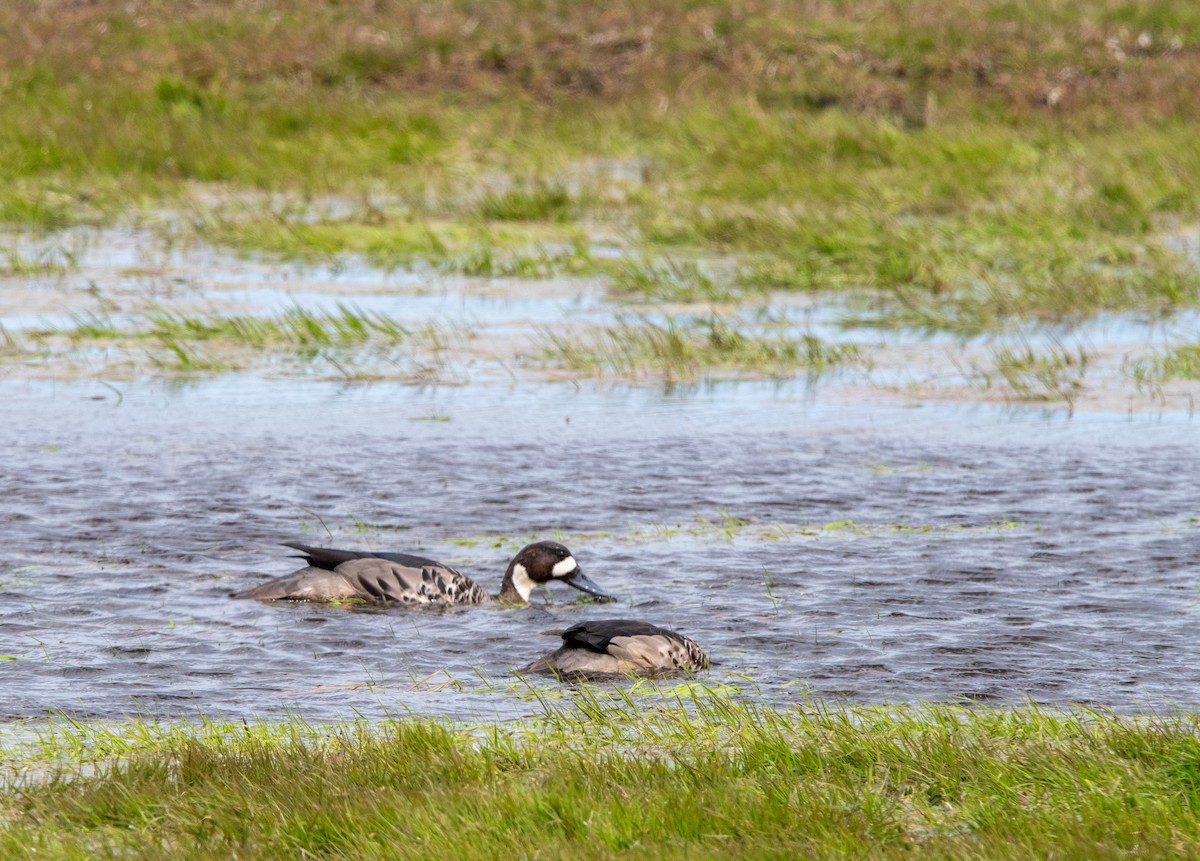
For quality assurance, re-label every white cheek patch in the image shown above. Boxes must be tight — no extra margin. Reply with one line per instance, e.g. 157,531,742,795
511,562,535,601
551,557,578,578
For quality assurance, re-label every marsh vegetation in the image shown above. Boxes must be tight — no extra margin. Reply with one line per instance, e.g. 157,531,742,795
3,1,1200,359
5,694,1200,858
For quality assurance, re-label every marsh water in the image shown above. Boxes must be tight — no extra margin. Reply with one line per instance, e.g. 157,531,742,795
2,231,1200,724
2,377,1198,722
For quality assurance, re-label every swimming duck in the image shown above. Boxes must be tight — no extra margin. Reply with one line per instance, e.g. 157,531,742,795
520,619,708,678
232,540,615,606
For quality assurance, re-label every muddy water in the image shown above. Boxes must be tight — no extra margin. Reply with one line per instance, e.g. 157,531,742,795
2,377,1198,722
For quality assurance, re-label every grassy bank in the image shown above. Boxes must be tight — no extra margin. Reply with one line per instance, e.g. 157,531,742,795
3,694,1200,858
4,1,1200,334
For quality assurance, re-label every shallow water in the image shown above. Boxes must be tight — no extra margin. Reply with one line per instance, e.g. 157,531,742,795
2,376,1198,722
9,227,1200,411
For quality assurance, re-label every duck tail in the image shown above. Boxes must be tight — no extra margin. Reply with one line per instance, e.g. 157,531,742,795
517,656,554,675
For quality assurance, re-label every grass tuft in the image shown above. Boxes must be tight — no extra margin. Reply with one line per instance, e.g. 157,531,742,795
545,315,863,381
1129,343,1200,390
608,256,736,303
478,184,576,223
988,340,1090,403
13,305,438,378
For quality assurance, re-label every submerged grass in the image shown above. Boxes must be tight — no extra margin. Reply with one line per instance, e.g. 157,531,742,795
4,695,1200,858
1129,343,1200,388
545,315,863,381
4,305,451,379
0,246,78,277
608,256,736,303
988,340,1091,404
185,202,599,274
356,510,1021,559
142,305,409,349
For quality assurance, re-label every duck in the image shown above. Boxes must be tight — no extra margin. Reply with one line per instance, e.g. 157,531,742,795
232,540,615,606
520,619,708,678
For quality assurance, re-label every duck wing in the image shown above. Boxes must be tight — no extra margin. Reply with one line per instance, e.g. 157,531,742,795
334,558,490,606
560,619,676,652
524,619,709,675
281,542,444,572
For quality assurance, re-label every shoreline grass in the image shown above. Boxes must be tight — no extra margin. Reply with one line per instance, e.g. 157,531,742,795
4,694,1200,858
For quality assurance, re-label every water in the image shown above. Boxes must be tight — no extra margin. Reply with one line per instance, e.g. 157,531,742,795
3,227,1199,722
2,377,1198,722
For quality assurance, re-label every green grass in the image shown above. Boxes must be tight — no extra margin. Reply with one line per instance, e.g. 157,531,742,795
3,1,1200,333
3,302,871,383
182,201,602,276
477,184,577,223
141,305,410,349
4,695,1200,858
347,511,1022,557
31,304,414,352
441,239,596,279
544,315,864,381
989,340,1090,404
0,324,21,356
1129,343,1200,390
0,246,78,277
2,305,448,379
608,256,737,303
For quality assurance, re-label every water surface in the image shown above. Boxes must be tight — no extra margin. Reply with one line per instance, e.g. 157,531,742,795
2,378,1197,722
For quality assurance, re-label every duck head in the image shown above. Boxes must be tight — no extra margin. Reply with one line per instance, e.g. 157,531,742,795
498,541,615,605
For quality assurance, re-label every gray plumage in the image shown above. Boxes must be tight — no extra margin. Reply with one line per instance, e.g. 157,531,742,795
232,540,614,606
233,558,488,605
521,619,708,678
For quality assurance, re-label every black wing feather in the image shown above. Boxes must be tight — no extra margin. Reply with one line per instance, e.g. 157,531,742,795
282,542,444,572
560,620,674,653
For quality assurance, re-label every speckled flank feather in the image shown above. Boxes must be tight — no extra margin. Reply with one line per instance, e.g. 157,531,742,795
522,619,708,678
235,558,488,605
606,633,707,672
336,558,490,606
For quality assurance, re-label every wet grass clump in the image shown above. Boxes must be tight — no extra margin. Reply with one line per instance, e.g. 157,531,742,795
6,305,441,378
187,204,598,275
4,696,1200,858
187,211,467,268
988,341,1091,404
0,323,22,358
0,246,78,277
545,315,862,381
477,184,577,223
143,305,409,349
608,257,736,303
1130,343,1200,387
34,305,412,353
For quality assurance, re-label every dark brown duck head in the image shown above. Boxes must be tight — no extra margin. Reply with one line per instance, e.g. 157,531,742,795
498,540,615,605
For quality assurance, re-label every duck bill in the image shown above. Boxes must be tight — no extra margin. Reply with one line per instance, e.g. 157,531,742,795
565,569,616,602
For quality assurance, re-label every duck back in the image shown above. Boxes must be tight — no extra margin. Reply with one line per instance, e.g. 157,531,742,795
522,619,708,678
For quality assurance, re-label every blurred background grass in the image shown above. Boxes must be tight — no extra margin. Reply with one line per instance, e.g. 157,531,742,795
3,1,1200,331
